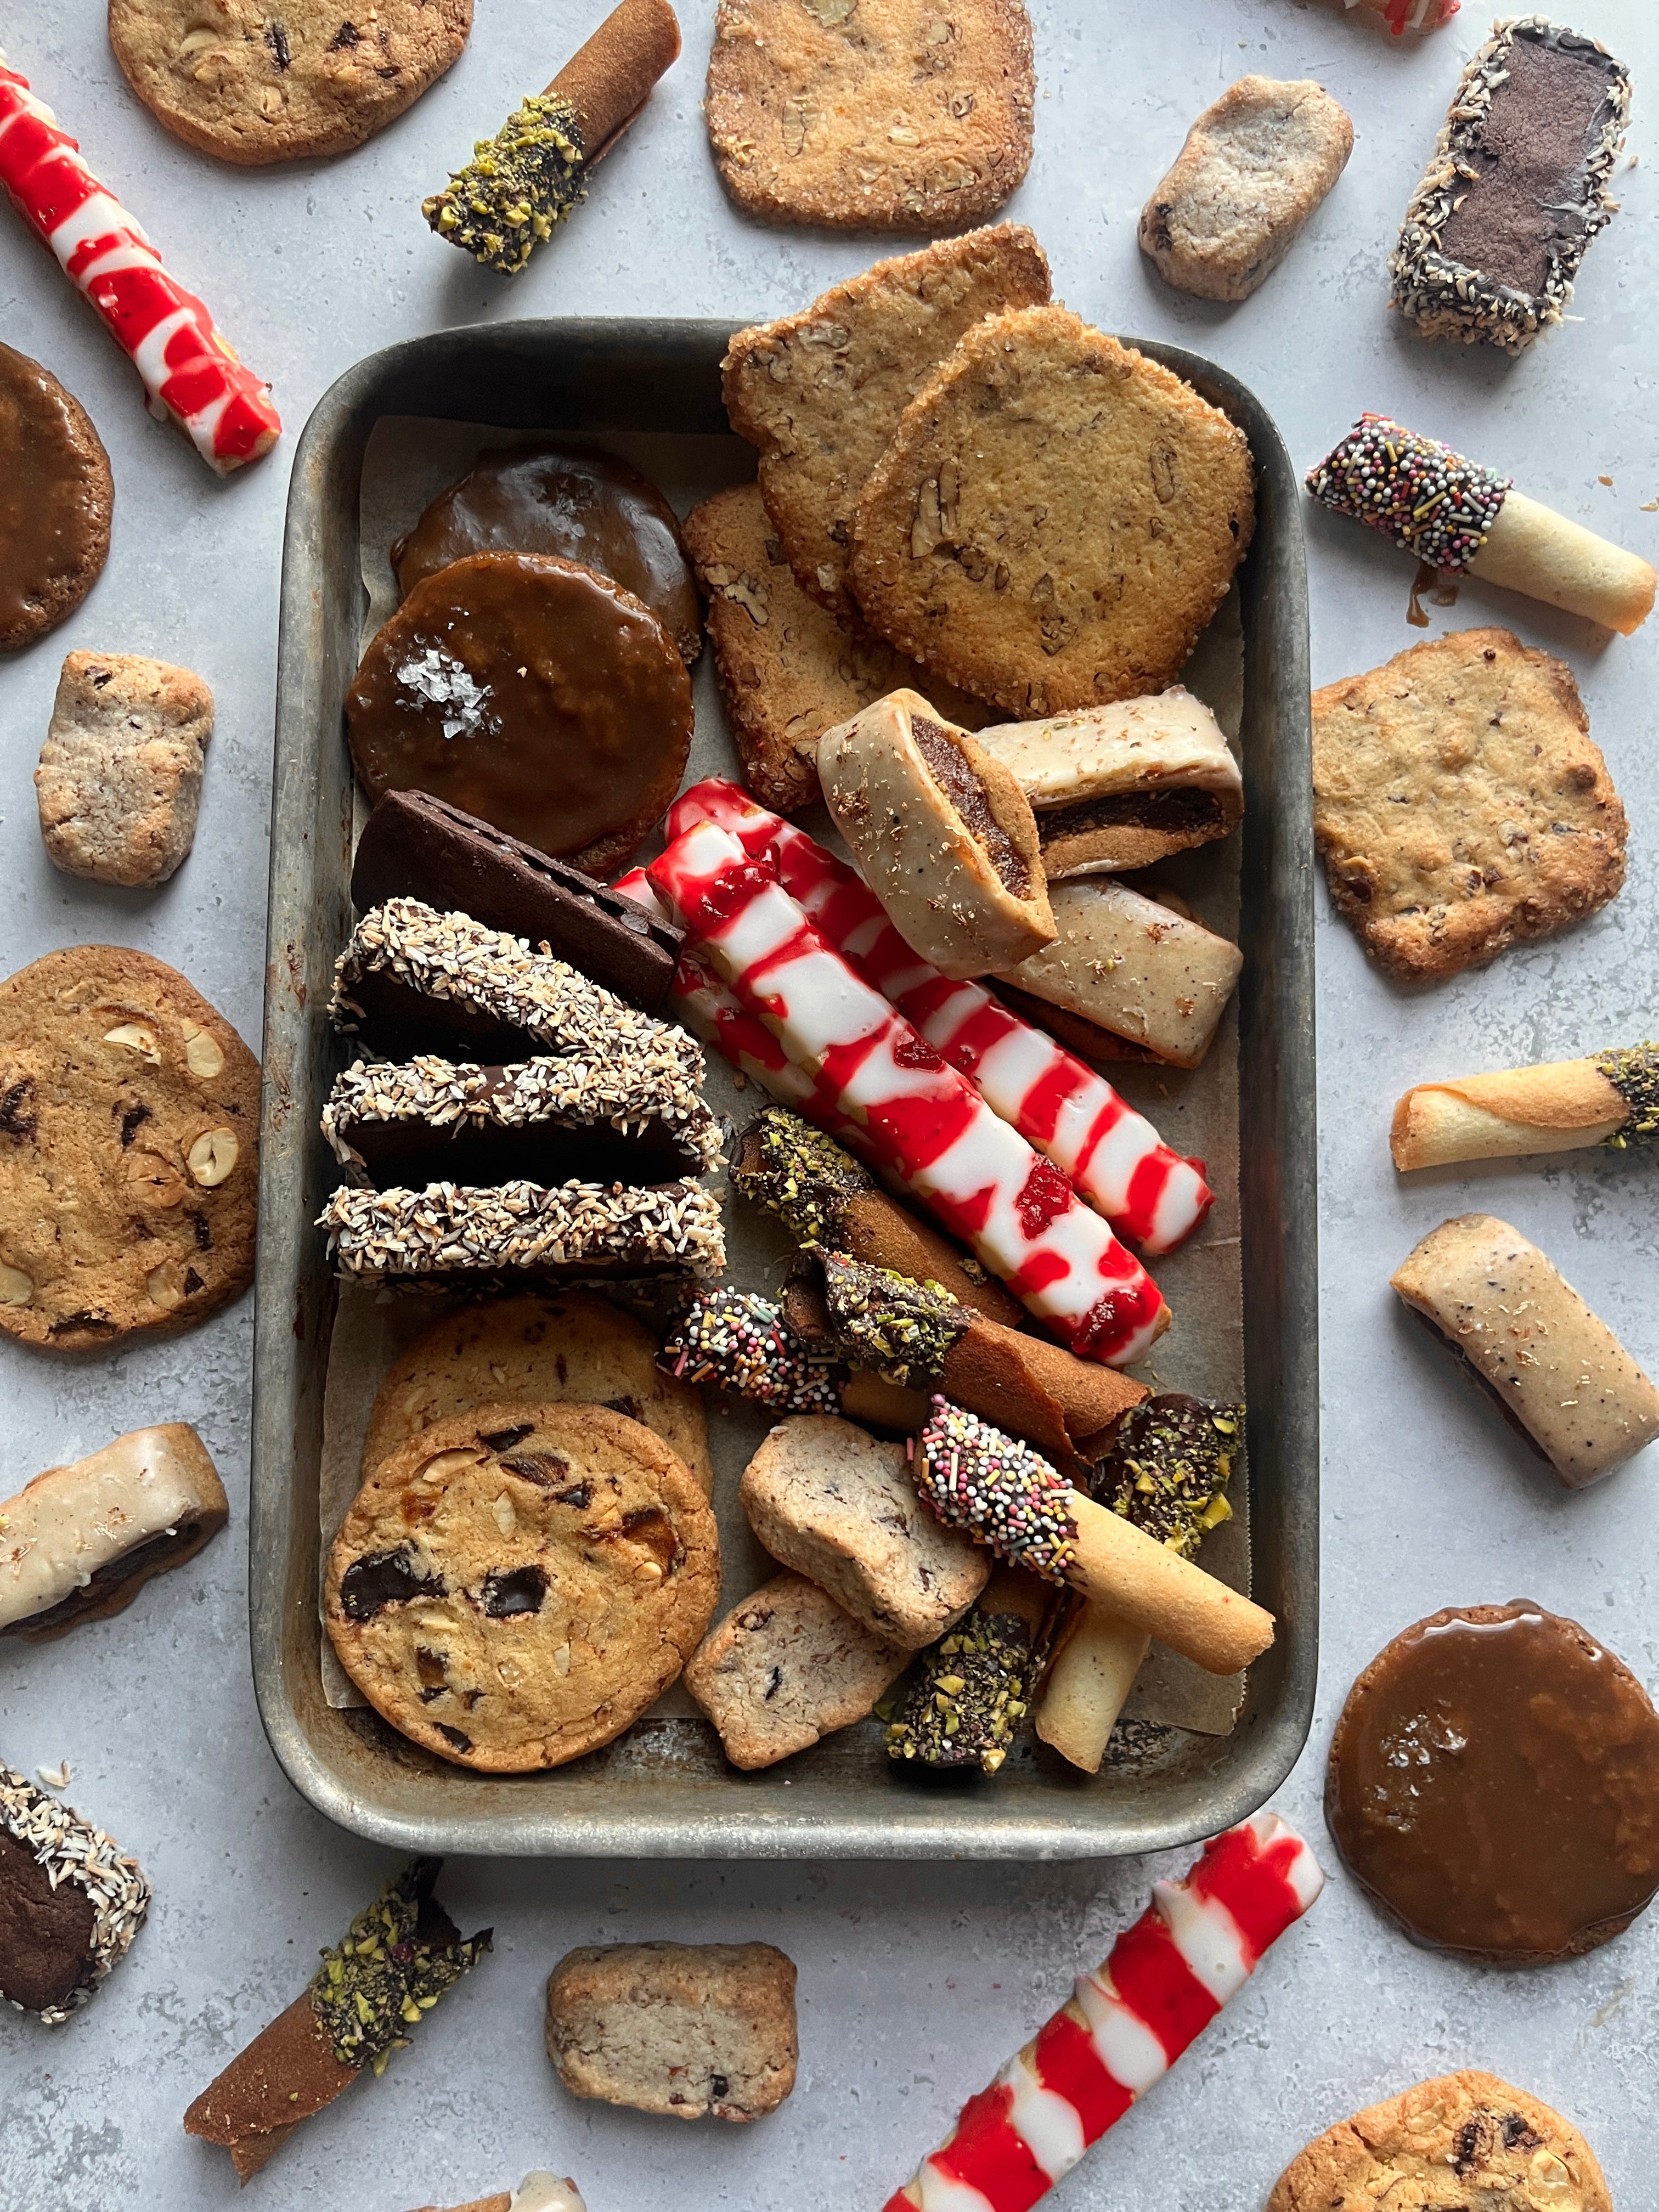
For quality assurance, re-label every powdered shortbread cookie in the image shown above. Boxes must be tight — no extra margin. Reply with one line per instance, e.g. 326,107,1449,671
706,0,1034,235
723,227,1051,620
850,307,1256,714
325,1402,719,1770
35,652,212,887
109,0,472,166
683,484,989,815
1312,627,1626,983
0,947,258,1352
546,1942,797,2121
684,1570,909,1768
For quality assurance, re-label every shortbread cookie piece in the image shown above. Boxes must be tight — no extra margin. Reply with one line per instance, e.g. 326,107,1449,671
35,652,212,887
319,1177,725,1288
1267,2070,1611,2212
740,1413,988,1648
684,1570,909,1767
1312,628,1626,984
683,485,988,815
851,308,1255,715
706,0,1035,235
0,1763,150,2020
1139,77,1352,303
546,1942,798,2121
325,1404,719,1770
723,227,1051,620
0,946,258,1352
0,1424,228,1639
363,1289,710,1496
109,0,472,166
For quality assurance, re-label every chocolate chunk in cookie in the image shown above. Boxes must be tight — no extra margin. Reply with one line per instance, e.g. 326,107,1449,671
346,552,692,877
35,652,213,887
0,345,112,653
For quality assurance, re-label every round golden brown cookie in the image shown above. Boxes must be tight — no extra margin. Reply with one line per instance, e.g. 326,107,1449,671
362,1290,712,1497
108,0,472,166
0,947,258,1353
325,1403,720,1771
346,551,693,877
850,306,1255,715
0,345,112,654
1267,2071,1611,2212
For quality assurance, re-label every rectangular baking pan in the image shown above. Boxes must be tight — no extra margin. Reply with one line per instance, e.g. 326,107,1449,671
251,318,1317,1860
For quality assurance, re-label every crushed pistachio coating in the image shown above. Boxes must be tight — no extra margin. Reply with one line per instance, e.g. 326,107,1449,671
1098,1395,1240,1557
307,1858,491,2074
819,1250,971,1385
885,1611,1035,1774
1596,1043,1659,1150
423,94,588,275
732,1106,873,1249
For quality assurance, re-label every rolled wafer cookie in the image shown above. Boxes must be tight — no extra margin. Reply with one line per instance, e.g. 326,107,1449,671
412,2181,585,2212
424,0,681,273
1391,1214,1659,1488
1036,1606,1150,1774
1391,1042,1659,1171
818,690,1055,978
1307,415,1657,636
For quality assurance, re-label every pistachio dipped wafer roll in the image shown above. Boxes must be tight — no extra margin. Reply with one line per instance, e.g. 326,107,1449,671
1391,1042,1659,1170
884,1567,1056,1774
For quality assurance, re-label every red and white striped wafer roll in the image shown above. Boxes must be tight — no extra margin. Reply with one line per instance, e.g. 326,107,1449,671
645,822,1166,1367
665,781,1211,1256
882,1812,1323,2212
0,57,280,472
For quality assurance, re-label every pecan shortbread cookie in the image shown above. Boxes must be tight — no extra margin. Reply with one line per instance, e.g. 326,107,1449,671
706,0,1035,234
1267,2070,1611,2212
36,652,213,887
684,1571,909,1768
723,226,1051,620
1312,627,1626,983
325,1402,719,1771
0,947,258,1352
850,307,1256,714
109,0,472,166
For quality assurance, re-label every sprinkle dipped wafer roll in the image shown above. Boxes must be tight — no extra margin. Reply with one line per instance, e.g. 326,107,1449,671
1391,1042,1659,1171
882,1814,1323,2211
424,0,681,274
912,1400,1273,1676
661,1288,844,1414
1307,414,1657,636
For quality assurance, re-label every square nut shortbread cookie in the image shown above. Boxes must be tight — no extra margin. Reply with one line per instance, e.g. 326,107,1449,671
546,1940,798,2121
36,652,212,887
706,0,1034,234
1312,627,1626,983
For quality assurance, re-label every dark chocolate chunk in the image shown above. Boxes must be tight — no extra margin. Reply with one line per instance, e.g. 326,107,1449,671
480,1565,548,1617
477,1422,535,1451
339,1545,445,1620
0,1077,37,1138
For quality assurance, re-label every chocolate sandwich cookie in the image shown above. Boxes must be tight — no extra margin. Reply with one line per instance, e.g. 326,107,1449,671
351,794,681,1013
0,344,112,652
346,551,692,877
1328,1602,1659,1965
393,444,700,665
0,1764,150,2020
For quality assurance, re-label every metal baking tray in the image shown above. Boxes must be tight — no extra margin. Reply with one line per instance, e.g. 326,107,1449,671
251,318,1317,1860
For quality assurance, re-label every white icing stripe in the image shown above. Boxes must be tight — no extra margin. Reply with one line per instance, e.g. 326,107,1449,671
917,2162,997,2212
1147,1160,1209,1254
999,2050,1086,2182
509,2175,586,2212
48,189,152,268
131,303,196,398
1154,1877,1251,2005
1072,1969,1167,2095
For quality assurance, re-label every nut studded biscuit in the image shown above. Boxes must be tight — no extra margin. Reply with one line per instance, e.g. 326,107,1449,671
0,947,258,1352
325,1403,720,1771
684,1570,909,1768
723,226,1052,620
706,0,1035,235
36,652,213,888
1267,2070,1611,2212
850,308,1256,715
1312,628,1626,983
684,484,989,815
109,0,472,166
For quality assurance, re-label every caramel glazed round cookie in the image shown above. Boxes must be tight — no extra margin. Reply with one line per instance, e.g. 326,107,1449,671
325,1404,720,1771
108,0,472,166
0,949,259,1352
1267,2071,1611,2212
0,343,112,654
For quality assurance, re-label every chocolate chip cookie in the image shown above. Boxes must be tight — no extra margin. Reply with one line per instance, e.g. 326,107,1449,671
0,947,258,1352
0,344,112,653
109,0,472,166
324,1403,720,1771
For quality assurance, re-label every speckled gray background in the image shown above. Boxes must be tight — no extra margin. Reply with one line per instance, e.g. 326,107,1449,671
2,2,1656,2204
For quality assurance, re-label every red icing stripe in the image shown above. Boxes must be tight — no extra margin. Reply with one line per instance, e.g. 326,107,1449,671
1032,2007,1133,2144
1190,1827,1306,1963
880,2194,917,2212
1105,1908,1220,2063
1018,1058,1090,1147
1118,1149,1173,1248
929,2082,1049,2212
864,1085,978,1175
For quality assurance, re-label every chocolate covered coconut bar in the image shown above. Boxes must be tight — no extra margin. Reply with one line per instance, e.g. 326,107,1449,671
0,1764,150,2021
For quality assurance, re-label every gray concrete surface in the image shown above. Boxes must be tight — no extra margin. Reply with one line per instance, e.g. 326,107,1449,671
2,1,1656,2204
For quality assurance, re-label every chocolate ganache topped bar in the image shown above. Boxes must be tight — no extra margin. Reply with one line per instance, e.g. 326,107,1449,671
1391,18,1633,353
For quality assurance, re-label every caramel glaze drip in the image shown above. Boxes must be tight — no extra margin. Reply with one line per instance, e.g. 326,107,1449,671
910,715,1030,896
1327,1600,1659,1962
